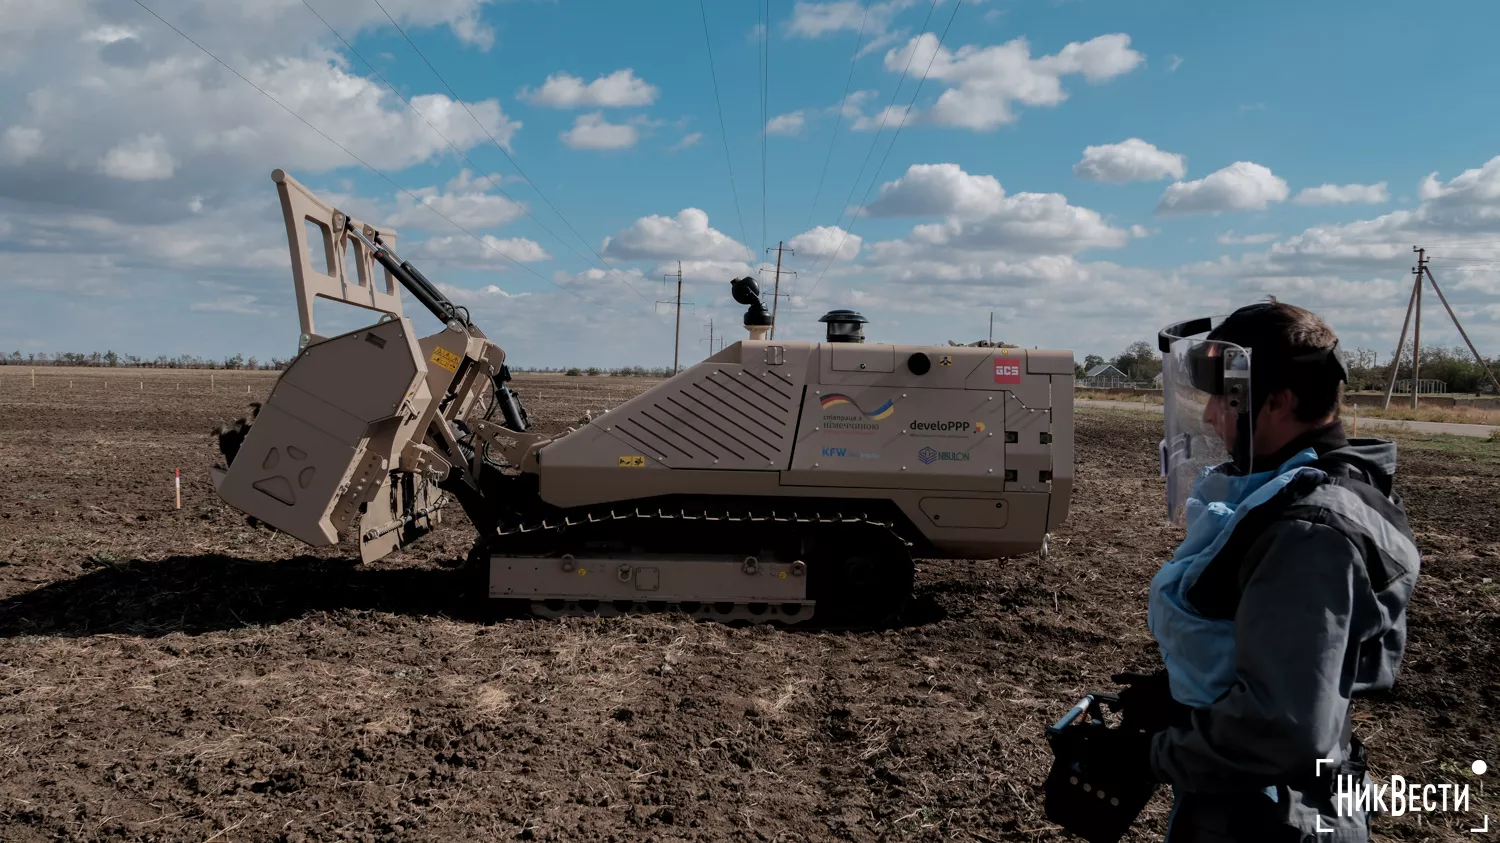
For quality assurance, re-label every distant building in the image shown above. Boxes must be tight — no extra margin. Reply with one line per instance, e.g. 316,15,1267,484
1084,364,1131,388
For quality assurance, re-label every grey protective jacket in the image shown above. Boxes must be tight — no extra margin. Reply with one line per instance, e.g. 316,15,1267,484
1149,426,1422,842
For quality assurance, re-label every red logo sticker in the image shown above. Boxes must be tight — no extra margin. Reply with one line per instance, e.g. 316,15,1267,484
993,359,1021,384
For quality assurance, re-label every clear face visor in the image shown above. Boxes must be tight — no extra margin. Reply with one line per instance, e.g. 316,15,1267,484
1158,323,1253,526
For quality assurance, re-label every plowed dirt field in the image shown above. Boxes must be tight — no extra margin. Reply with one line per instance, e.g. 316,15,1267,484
0,370,1493,842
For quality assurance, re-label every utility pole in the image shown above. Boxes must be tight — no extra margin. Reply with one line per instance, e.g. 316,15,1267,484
1383,248,1424,409
700,318,720,358
1412,249,1423,408
1382,246,1500,407
656,261,692,374
767,241,794,340
1424,262,1500,396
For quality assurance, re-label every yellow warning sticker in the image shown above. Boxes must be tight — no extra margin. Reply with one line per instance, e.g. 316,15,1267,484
429,347,462,373
618,455,646,468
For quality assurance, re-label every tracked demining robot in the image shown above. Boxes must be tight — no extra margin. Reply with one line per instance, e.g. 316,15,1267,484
211,170,1076,626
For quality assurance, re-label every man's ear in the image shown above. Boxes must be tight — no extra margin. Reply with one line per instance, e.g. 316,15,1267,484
1264,388,1298,418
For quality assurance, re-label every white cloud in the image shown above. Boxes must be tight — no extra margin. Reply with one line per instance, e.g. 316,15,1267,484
1156,162,1289,215
405,234,550,269
1217,231,1279,245
190,294,275,317
830,89,879,119
82,25,138,45
787,0,917,40
99,133,176,181
884,32,1144,131
850,104,912,132
1145,162,1500,366
561,112,640,150
838,164,1130,271
439,282,519,301
789,225,863,261
1,1,521,209
862,163,1005,218
1293,182,1390,206
382,171,528,231
766,111,807,136
668,132,703,152
518,69,659,108
1131,224,1153,238
601,208,752,262
870,195,1129,260
661,259,758,285
1073,139,1186,183
1,126,43,164
1168,54,1184,72
787,0,869,37
552,266,651,292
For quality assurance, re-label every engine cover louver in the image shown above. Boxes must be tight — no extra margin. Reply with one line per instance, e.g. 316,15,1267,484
608,367,798,468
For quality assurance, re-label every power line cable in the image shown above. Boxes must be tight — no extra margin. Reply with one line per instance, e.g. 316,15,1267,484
804,1,872,232
802,0,962,303
300,0,652,306
791,0,941,301
367,0,650,303
698,0,753,253
128,0,612,309
761,0,770,259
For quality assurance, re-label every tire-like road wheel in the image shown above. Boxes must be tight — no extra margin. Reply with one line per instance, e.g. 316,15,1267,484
806,528,914,630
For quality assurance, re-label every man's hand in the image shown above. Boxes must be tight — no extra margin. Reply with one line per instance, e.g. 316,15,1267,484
1111,670,1176,733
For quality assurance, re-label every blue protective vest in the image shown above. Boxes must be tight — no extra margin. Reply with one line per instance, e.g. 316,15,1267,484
1148,448,1327,709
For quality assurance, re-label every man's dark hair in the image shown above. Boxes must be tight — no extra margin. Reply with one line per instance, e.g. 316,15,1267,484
1207,298,1345,422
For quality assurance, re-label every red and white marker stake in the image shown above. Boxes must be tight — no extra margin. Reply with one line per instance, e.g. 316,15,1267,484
175,467,181,510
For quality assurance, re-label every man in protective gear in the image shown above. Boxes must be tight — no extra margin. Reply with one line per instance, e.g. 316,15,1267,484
1065,301,1422,842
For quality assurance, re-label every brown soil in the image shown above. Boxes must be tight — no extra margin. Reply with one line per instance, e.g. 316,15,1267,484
0,373,1493,842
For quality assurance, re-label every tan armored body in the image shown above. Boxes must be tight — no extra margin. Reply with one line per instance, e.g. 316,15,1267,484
211,170,1075,627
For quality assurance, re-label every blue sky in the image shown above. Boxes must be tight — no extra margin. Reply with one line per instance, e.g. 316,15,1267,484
5,0,1500,368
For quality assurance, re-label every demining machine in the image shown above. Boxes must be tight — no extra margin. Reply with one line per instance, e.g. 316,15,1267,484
210,170,1076,626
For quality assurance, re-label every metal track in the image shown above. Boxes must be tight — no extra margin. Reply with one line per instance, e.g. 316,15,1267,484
486,504,915,626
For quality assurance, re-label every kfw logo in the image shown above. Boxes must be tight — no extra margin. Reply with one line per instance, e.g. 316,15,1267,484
821,447,847,457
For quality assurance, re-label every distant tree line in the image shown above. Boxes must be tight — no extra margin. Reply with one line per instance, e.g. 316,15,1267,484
1341,346,1500,394
512,365,678,378
1078,340,1164,383
1071,342,1499,395
0,351,291,370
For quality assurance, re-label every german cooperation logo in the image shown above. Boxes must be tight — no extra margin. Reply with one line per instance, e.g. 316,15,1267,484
1317,756,1489,833
820,393,894,432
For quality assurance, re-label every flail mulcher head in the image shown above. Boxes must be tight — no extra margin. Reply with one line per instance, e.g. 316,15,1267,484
209,168,1075,628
